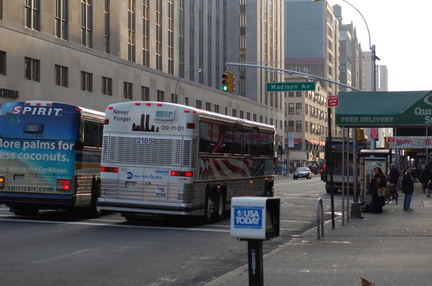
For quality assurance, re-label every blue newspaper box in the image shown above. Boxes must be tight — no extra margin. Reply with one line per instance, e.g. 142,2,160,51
231,197,280,240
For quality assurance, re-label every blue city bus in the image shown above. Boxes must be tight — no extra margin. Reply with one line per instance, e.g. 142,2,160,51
0,101,104,216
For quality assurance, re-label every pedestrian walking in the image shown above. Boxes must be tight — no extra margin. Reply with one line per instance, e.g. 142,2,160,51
402,166,415,211
388,163,400,185
419,164,432,195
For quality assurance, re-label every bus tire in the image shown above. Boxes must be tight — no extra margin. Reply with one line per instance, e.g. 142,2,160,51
88,179,101,218
11,205,39,216
203,191,215,224
213,190,225,222
265,181,274,197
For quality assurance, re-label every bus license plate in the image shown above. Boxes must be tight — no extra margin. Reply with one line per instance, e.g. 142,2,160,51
126,181,137,188
156,186,167,198
14,174,24,181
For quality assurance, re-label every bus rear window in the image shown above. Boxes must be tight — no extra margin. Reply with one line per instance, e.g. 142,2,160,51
24,123,44,134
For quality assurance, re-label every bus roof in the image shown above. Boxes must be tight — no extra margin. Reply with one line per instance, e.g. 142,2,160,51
106,101,275,131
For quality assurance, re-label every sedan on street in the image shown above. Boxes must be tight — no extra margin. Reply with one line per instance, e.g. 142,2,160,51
293,167,312,180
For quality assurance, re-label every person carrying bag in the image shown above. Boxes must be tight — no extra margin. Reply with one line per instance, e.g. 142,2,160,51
370,167,386,213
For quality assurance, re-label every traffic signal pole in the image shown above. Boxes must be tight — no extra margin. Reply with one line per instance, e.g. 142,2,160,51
225,62,362,92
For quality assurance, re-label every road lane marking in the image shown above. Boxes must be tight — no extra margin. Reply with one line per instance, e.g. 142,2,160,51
0,216,230,233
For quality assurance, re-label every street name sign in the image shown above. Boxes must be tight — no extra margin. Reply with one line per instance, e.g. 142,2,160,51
266,82,315,92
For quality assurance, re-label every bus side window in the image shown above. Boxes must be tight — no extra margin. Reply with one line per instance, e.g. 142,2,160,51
233,128,243,154
199,122,212,153
220,125,234,155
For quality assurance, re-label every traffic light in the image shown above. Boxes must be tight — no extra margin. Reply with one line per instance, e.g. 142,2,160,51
221,71,235,92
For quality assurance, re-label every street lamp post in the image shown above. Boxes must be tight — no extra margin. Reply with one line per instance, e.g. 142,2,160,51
174,68,203,99
286,112,302,175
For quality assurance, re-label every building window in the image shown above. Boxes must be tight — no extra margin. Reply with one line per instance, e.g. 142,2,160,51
25,0,40,31
0,51,6,75
55,65,68,87
205,102,211,111
141,86,149,100
142,0,149,66
0,0,3,19
185,97,189,106
128,0,136,62
25,57,40,82
104,0,110,53
81,0,93,47
247,112,250,120
81,71,93,92
156,90,164,102
196,100,202,109
288,121,294,132
171,93,178,103
124,82,133,99
214,104,219,113
55,0,68,39
232,109,237,117
288,103,294,114
296,103,302,114
167,0,174,74
102,76,112,96
155,0,162,71
296,120,302,132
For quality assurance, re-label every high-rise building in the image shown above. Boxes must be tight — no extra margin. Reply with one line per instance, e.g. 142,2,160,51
285,0,339,96
0,0,283,140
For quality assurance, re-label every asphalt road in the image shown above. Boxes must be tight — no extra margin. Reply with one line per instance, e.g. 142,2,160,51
0,175,343,286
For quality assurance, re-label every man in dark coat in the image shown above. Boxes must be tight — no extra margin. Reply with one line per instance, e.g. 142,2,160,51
388,164,400,186
419,165,432,195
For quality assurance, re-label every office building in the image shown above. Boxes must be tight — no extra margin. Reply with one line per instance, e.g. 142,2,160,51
0,0,284,140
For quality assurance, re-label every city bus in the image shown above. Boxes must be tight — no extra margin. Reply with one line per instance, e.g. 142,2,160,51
0,101,104,216
98,101,276,223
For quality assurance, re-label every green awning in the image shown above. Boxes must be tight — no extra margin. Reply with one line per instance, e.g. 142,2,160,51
335,90,432,127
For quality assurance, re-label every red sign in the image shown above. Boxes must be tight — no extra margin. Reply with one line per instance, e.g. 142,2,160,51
327,95,339,107
370,128,379,139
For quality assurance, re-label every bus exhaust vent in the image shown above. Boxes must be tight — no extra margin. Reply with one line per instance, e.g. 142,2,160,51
104,136,182,166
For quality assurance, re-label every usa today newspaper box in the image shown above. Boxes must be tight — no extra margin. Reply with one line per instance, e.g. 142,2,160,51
231,197,280,240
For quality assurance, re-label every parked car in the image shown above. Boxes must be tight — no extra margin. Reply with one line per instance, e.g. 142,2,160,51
293,167,312,180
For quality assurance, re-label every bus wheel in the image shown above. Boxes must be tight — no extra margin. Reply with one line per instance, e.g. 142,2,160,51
203,192,215,224
88,181,101,218
11,205,39,216
203,190,225,223
213,191,225,222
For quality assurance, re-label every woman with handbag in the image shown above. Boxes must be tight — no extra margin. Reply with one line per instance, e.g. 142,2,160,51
370,167,386,213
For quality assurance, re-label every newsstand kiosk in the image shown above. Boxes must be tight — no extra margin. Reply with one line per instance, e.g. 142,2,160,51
359,149,391,205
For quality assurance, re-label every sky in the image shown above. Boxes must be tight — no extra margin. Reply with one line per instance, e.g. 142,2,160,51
327,0,432,92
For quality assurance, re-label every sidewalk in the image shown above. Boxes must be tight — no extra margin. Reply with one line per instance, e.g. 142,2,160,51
206,186,432,286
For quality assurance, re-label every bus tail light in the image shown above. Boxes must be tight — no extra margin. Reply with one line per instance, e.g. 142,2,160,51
170,171,193,177
186,123,195,129
101,166,119,173
57,179,71,191
0,176,5,189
